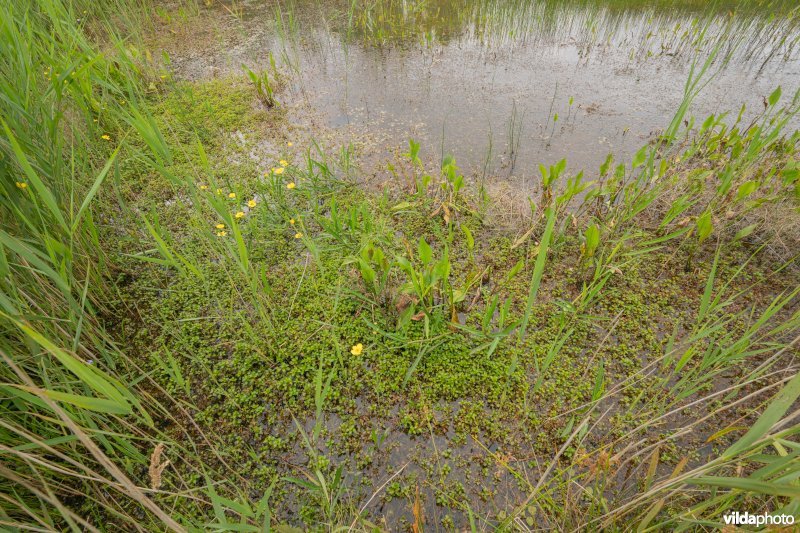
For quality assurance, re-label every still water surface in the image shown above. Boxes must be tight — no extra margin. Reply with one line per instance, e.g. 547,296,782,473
170,0,800,175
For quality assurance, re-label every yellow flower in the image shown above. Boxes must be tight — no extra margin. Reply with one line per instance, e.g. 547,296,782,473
247,199,257,208
235,211,245,219
216,230,227,237
294,232,303,239
15,182,27,189
101,134,111,140
215,223,225,229
228,192,236,198
350,343,364,356
216,188,223,195
286,182,296,189
287,142,293,147
279,160,289,167
160,75,167,80
289,218,295,225
199,185,209,190
273,167,285,175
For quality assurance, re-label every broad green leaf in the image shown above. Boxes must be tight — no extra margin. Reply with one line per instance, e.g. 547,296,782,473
391,201,415,211
461,224,474,251
696,211,713,243
418,237,432,265
768,86,782,107
358,258,376,285
584,223,600,257
733,224,758,241
632,146,648,169
736,180,757,200
506,259,524,282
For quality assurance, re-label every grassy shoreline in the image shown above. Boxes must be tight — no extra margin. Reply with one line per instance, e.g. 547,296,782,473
109,74,799,529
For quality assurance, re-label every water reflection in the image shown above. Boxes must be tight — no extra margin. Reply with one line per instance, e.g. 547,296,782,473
174,0,800,175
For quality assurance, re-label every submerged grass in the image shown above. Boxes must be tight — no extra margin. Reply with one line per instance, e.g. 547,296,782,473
1,0,800,531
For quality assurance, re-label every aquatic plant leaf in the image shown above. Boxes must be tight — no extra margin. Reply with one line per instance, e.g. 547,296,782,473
733,224,758,241
418,237,432,265
632,146,648,169
461,224,474,251
768,86,782,107
696,211,713,243
736,180,758,200
584,223,600,257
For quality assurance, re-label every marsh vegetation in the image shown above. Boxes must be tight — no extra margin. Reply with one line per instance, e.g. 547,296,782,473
1,0,799,531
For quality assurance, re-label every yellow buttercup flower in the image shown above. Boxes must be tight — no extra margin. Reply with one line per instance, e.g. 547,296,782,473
247,199,256,208
289,218,295,225
279,160,288,167
215,223,225,229
101,134,111,140
228,192,236,198
273,167,285,175
287,182,296,189
15,182,27,189
199,185,209,190
294,232,303,239
287,142,293,147
350,343,363,355
216,230,227,237
235,211,245,219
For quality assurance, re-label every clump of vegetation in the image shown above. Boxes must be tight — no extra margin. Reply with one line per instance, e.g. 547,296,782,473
1,0,799,531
